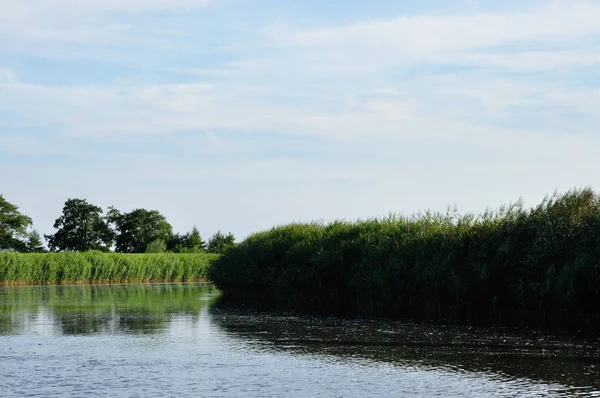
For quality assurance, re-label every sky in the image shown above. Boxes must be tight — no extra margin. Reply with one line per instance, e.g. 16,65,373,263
1,0,599,240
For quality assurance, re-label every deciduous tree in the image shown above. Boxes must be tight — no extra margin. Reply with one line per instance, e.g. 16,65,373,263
0,194,32,251
110,208,173,253
45,198,113,252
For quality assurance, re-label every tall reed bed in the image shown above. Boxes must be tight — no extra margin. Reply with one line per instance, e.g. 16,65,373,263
0,252,219,285
210,188,600,334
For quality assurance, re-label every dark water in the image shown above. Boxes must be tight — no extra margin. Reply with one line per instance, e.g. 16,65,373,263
1,284,599,397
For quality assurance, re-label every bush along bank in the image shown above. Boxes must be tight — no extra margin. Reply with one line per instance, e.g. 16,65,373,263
210,188,600,335
0,252,219,285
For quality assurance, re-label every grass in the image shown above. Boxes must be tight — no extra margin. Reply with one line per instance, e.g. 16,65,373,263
0,251,219,286
210,188,600,335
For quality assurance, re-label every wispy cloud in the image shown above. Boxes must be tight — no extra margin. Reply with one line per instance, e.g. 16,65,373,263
274,3,600,50
252,2,600,77
0,0,217,48
0,67,17,84
0,0,216,22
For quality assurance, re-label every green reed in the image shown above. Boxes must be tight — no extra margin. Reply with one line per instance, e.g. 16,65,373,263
0,252,219,285
210,188,600,334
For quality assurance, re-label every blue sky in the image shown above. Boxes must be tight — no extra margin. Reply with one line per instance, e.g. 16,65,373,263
1,0,600,240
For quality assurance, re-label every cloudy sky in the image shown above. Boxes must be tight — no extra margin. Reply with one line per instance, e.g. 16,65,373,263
1,0,599,240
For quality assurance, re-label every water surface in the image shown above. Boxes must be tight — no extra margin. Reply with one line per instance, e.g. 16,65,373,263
1,283,599,397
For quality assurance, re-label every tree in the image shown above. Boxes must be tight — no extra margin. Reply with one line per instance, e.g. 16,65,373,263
145,238,167,253
168,226,206,253
167,232,185,252
45,198,113,252
26,230,46,253
207,231,235,254
0,194,32,251
187,227,206,251
110,208,173,253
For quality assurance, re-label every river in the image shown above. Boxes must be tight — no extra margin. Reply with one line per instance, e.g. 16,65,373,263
1,283,598,397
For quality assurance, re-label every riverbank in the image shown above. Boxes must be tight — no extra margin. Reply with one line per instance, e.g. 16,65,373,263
210,188,600,335
0,252,218,285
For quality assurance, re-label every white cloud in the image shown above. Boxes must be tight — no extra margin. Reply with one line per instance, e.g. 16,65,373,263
0,79,434,144
278,3,600,50
205,131,230,150
0,67,17,84
0,0,215,18
0,71,598,143
0,0,216,45
260,2,600,73
464,50,600,71
166,68,235,77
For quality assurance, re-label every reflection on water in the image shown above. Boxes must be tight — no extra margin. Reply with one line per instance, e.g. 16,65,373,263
1,283,599,397
0,283,219,335
211,307,600,394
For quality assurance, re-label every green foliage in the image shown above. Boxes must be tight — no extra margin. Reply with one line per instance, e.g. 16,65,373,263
26,230,46,253
45,198,113,252
145,239,167,253
188,227,206,250
210,188,600,335
0,194,33,251
207,231,235,254
0,252,219,285
168,227,207,253
109,208,173,253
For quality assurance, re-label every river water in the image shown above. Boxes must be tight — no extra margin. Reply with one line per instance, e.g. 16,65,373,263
1,283,599,397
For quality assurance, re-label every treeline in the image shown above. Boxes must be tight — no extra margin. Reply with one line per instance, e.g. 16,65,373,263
210,188,600,335
0,195,234,254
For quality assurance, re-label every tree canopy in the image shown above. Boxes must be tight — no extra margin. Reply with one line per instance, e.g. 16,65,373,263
3,195,232,254
109,208,173,253
45,198,113,252
207,231,235,254
168,226,206,253
0,194,33,251
26,230,46,253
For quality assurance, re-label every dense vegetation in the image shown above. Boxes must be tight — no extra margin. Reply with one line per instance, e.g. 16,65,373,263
45,199,114,252
0,194,235,254
0,194,43,252
0,252,218,285
210,188,600,334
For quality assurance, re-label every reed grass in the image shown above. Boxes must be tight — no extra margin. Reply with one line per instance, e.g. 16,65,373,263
210,188,600,334
0,252,219,285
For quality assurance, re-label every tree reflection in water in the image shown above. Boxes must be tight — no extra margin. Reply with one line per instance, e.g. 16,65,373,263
0,283,219,335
